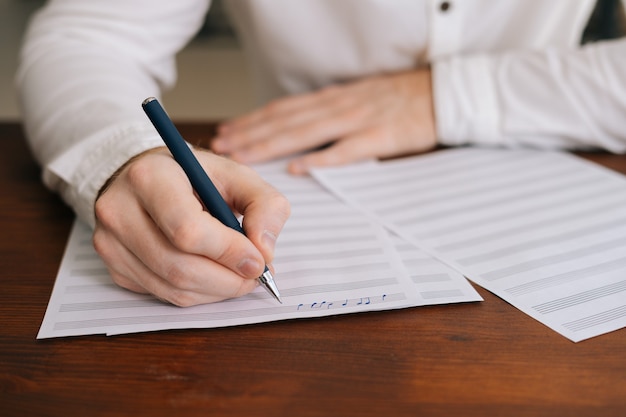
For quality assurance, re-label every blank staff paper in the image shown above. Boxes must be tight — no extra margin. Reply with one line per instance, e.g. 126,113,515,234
312,148,626,342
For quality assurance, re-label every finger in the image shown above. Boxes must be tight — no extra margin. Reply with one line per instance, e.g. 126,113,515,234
95,193,261,303
223,101,377,165
218,88,336,136
206,157,291,262
93,225,162,295
238,187,291,263
286,127,390,174
287,116,438,175
94,226,258,306
212,86,353,155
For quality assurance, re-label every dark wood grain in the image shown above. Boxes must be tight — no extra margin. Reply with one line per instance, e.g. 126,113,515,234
1,122,625,417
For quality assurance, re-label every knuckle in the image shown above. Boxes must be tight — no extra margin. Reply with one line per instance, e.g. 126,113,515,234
124,157,153,190
168,220,202,252
94,195,117,228
163,261,192,290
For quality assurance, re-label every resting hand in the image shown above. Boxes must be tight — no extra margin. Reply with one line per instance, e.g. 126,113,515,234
211,68,436,174
93,147,290,306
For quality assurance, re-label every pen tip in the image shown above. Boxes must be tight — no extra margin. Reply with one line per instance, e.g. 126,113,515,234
259,269,282,304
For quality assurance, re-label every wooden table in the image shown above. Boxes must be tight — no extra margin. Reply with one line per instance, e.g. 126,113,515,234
1,122,625,417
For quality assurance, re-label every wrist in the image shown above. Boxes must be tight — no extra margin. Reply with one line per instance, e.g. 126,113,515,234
96,146,167,201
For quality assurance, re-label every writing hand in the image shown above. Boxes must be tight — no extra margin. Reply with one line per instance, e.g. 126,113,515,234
211,68,436,174
93,147,290,306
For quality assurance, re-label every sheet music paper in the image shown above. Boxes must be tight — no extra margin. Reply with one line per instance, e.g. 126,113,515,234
312,148,626,342
38,160,480,339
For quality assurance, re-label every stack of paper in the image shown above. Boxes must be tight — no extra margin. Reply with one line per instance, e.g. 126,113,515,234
38,148,626,342
37,159,480,339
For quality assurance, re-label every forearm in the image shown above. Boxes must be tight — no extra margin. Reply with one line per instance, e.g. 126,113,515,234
16,0,210,226
433,37,626,153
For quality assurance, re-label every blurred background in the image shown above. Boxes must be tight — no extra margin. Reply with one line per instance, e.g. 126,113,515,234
2,0,624,123
0,0,253,122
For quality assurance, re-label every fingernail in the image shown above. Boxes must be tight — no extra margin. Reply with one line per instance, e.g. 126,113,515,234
237,258,262,278
262,230,277,253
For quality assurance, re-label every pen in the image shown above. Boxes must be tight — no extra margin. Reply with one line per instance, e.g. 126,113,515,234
141,97,282,303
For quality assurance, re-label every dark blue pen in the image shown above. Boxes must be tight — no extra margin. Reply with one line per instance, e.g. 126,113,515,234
142,97,282,303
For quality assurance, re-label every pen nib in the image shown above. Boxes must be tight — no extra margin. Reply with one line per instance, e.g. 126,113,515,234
258,270,282,304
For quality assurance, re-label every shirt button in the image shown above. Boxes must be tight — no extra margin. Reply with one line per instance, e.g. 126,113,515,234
440,1,451,12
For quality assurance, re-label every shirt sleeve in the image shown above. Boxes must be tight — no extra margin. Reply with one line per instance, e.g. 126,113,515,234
432,37,626,154
16,0,210,227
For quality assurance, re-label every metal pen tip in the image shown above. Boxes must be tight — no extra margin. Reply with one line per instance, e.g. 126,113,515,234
258,269,282,304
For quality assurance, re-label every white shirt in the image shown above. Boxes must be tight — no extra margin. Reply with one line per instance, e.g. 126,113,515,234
17,0,626,227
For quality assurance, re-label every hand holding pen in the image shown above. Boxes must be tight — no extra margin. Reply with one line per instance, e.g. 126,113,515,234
142,97,285,302
92,99,290,306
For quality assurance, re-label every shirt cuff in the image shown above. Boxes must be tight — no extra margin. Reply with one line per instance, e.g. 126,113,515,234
45,121,165,228
432,55,502,147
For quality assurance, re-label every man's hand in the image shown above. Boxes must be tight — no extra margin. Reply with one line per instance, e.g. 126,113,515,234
93,147,290,307
211,68,436,174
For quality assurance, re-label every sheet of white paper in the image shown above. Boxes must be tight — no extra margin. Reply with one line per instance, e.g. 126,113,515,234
38,160,480,339
254,161,481,307
312,148,626,342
